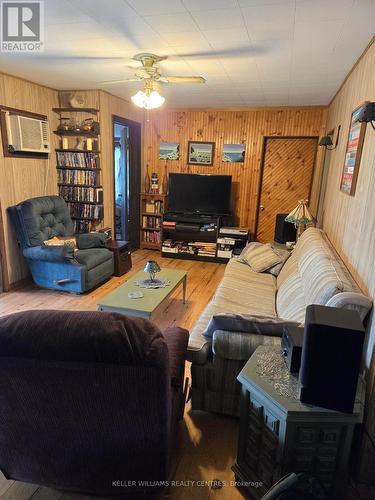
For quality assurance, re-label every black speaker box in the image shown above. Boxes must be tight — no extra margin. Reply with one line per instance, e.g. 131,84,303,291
299,305,365,413
274,213,297,244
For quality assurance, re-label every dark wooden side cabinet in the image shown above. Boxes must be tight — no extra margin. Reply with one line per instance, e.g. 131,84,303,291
233,346,364,499
106,240,132,277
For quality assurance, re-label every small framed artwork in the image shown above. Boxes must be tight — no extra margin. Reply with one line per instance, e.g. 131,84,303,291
222,143,245,163
187,141,215,166
340,102,368,196
159,142,179,160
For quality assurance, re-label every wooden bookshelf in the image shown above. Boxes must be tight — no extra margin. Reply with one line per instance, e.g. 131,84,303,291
54,106,103,233
56,149,103,233
139,192,168,250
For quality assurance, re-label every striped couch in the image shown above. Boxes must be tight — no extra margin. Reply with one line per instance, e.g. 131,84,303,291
187,228,372,416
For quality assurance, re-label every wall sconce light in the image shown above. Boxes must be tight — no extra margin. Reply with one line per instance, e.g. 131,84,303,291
319,125,341,150
356,102,375,130
315,125,341,223
319,135,334,148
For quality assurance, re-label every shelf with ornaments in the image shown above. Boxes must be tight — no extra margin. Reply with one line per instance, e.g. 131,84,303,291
140,170,168,251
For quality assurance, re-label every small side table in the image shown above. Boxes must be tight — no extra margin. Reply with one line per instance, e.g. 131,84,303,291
106,240,132,277
233,346,364,499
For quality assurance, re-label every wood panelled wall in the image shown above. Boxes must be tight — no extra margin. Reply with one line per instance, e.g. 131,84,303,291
321,38,375,481
143,107,327,237
0,73,59,285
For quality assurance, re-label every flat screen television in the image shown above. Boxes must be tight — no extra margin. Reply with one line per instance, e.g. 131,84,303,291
168,173,232,214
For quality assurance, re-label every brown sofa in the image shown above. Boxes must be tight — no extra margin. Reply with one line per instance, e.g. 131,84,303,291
0,309,188,497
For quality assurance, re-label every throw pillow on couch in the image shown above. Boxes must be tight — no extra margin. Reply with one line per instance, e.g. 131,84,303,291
239,242,290,276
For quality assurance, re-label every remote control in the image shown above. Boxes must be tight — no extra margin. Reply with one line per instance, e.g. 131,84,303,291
128,291,144,299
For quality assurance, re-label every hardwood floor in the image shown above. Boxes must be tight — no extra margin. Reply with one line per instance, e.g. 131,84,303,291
0,250,374,500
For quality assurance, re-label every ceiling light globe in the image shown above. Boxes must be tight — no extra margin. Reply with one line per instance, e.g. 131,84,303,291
131,90,147,108
144,91,165,110
131,89,165,109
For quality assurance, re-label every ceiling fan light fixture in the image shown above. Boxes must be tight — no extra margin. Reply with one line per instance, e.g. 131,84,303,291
131,88,165,110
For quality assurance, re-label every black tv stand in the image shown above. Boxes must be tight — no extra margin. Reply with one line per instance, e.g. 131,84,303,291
163,211,230,224
161,212,232,263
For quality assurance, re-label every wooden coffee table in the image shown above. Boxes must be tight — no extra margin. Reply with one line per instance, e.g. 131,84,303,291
97,268,187,319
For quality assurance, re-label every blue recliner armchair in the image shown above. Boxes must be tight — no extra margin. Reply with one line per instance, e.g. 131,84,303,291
8,196,114,293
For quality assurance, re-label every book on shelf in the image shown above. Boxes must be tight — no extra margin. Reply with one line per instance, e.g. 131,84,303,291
145,199,164,214
59,186,103,203
142,230,161,244
142,216,161,229
74,220,94,233
67,202,103,219
162,246,179,253
189,241,216,257
57,169,99,185
56,151,99,169
162,239,217,257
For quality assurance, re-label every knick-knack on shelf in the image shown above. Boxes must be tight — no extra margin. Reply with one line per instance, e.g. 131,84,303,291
162,162,168,195
144,164,151,193
151,173,159,194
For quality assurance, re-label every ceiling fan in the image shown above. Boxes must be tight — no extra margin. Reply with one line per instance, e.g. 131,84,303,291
101,53,205,109
102,52,206,86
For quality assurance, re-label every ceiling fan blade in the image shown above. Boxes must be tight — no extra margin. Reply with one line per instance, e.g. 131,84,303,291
101,78,142,84
158,76,206,84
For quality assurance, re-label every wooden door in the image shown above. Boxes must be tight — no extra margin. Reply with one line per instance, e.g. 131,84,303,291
256,137,318,243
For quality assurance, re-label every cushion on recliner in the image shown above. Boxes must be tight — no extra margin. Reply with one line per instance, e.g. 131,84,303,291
76,233,107,249
11,196,74,247
74,248,113,271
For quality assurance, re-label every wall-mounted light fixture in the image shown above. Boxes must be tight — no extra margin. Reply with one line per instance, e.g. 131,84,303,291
315,125,341,224
318,125,341,150
356,102,375,130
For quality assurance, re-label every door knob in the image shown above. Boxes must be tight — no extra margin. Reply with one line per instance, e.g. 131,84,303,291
260,205,265,211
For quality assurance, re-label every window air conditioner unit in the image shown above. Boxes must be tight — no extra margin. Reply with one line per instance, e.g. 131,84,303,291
5,112,50,153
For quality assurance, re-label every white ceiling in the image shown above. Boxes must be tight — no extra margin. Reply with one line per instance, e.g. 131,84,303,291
0,0,374,108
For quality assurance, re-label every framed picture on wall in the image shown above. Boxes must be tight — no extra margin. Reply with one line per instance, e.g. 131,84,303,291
340,102,368,196
222,144,245,162
187,141,215,166
159,142,179,160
